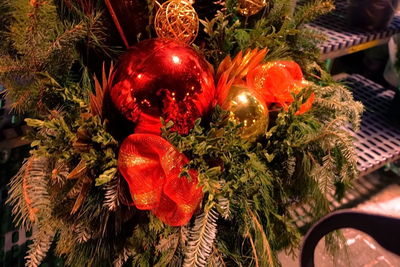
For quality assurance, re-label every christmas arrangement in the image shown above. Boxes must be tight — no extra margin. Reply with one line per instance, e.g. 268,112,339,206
0,0,363,266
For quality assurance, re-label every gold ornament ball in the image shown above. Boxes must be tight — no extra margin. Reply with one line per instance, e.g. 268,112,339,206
154,0,199,44
222,85,269,141
238,0,268,17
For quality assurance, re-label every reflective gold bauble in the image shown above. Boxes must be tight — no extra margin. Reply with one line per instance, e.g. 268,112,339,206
154,0,199,44
222,85,269,141
237,0,268,17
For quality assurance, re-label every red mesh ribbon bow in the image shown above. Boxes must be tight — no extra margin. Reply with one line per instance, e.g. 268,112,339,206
118,134,203,226
246,60,315,115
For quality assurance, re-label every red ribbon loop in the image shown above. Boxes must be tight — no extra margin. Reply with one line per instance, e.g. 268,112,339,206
118,134,203,226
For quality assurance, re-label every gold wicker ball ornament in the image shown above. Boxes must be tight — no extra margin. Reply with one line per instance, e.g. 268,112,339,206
154,0,199,44
238,0,268,17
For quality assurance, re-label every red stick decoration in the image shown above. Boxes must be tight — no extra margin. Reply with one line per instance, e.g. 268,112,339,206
103,0,151,49
104,0,130,49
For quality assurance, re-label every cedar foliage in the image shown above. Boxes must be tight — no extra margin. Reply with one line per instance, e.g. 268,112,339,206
2,0,363,266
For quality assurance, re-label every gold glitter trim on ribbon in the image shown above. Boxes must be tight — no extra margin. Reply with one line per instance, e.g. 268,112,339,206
179,203,196,214
134,190,159,208
119,151,152,168
161,146,181,174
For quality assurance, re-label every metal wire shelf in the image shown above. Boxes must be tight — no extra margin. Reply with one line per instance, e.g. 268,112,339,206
343,74,400,176
307,0,400,59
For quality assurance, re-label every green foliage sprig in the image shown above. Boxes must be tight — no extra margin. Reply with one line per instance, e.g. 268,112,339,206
201,0,334,68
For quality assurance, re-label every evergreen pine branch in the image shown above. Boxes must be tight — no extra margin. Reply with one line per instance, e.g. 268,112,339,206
168,255,184,267
6,157,51,228
60,0,120,56
0,1,11,44
50,160,69,185
146,0,156,38
200,0,337,70
180,224,190,247
7,156,56,267
113,244,134,267
55,224,75,256
27,157,52,219
154,233,180,267
103,175,121,211
6,159,35,229
67,178,85,199
284,156,297,179
156,233,180,253
79,11,117,57
308,181,332,219
183,207,219,267
263,0,293,26
73,223,92,244
245,209,276,267
293,0,334,27
313,84,364,130
207,246,226,267
26,223,55,267
0,0,115,114
311,155,336,196
293,115,358,205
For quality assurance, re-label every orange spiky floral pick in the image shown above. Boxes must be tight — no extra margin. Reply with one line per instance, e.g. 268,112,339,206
216,48,268,106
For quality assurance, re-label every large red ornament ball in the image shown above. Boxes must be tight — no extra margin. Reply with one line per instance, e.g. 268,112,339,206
109,38,215,135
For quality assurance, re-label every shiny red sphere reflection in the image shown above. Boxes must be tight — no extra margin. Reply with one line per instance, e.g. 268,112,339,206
110,38,215,135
